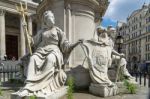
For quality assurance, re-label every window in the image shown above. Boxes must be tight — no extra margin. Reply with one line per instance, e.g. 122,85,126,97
145,53,150,60
140,14,142,19
139,30,141,35
146,17,150,23
146,35,150,42
146,18,148,23
147,25,150,32
139,22,141,27
149,25,150,32
146,44,150,51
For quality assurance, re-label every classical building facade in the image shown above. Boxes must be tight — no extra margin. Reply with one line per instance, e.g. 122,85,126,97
0,0,41,60
116,3,150,68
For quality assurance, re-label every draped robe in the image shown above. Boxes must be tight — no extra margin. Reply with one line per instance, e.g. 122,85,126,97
21,26,73,95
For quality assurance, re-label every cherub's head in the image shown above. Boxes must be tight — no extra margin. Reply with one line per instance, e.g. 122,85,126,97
96,26,106,36
107,25,116,39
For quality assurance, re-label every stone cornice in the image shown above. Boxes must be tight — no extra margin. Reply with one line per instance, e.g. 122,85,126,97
0,0,38,15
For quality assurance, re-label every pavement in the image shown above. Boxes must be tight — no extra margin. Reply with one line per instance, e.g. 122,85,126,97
0,86,149,99
61,86,149,99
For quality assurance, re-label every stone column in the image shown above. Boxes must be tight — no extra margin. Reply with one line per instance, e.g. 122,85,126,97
0,9,6,60
65,3,73,67
20,17,26,57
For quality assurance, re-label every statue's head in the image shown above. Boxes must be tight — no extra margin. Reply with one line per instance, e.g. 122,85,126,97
107,25,116,39
43,10,55,28
96,26,106,36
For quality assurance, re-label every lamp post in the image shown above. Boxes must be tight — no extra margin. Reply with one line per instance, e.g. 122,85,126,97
116,35,124,53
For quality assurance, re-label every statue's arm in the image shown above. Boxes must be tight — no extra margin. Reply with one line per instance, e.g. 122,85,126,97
70,40,83,50
58,27,81,52
87,39,105,45
112,49,125,58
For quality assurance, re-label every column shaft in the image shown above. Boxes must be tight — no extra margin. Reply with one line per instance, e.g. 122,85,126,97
0,9,6,60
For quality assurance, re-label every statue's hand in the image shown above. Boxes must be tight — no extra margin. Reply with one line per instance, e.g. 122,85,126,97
71,39,84,49
78,39,84,44
120,53,125,58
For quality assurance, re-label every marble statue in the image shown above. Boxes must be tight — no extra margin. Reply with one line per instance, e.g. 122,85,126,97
14,10,82,97
81,26,120,96
107,26,136,82
81,26,125,86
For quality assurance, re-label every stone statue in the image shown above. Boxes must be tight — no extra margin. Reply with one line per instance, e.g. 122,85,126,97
107,26,136,82
81,26,121,96
14,10,82,97
81,26,125,86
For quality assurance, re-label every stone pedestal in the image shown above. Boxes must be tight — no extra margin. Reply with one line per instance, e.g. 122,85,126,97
11,86,68,99
116,82,139,94
69,65,91,89
89,83,118,97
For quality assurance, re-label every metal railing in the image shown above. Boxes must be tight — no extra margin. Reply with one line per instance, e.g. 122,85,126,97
0,61,20,83
130,72,150,87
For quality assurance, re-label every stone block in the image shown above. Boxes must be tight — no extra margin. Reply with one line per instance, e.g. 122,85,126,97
116,82,139,94
66,65,91,89
89,83,118,97
11,86,68,99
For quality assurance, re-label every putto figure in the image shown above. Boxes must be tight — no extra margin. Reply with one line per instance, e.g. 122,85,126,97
15,10,82,97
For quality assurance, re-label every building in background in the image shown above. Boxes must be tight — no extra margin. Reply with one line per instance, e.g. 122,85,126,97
0,0,42,60
116,3,150,71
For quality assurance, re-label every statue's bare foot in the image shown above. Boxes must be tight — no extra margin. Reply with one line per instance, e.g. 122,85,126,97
18,89,29,97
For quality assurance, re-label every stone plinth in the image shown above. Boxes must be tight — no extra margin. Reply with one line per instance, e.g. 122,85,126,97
66,65,91,89
116,82,139,94
89,83,118,97
11,86,68,99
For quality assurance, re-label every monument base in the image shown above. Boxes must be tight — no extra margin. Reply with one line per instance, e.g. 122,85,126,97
11,86,68,99
116,81,139,94
89,83,118,97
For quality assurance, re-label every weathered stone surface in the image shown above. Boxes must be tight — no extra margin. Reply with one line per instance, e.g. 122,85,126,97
11,86,68,99
89,83,118,97
69,65,91,89
116,82,139,94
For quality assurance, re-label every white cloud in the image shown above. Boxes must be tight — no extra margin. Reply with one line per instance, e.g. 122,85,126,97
104,0,149,22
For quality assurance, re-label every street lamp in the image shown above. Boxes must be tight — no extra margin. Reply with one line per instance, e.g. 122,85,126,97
116,35,124,53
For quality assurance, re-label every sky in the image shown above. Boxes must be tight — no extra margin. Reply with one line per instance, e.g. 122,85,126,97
101,0,150,28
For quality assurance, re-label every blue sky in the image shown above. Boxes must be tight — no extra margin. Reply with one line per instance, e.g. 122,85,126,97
101,0,150,28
